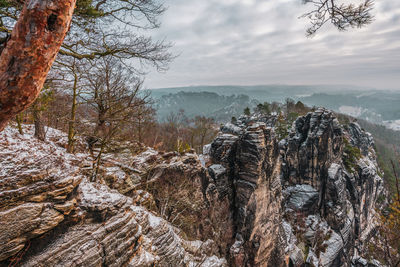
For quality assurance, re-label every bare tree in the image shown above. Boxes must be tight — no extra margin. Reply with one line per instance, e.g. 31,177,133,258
192,116,216,154
0,0,172,132
132,101,156,144
81,57,151,180
50,57,87,152
15,113,23,135
302,0,374,36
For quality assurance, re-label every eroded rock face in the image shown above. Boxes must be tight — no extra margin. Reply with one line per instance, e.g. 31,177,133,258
0,127,83,261
280,109,343,188
209,121,284,266
279,109,384,267
0,107,386,267
20,182,226,267
0,127,226,267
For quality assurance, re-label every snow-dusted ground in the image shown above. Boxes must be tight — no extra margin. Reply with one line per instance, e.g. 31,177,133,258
0,125,88,179
1,125,227,267
383,120,400,131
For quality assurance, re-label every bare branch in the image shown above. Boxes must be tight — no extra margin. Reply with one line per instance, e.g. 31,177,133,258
301,0,374,36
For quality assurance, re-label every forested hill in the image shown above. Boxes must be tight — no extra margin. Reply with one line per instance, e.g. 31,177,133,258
302,92,400,121
150,84,370,102
150,85,400,126
154,91,256,121
356,118,400,195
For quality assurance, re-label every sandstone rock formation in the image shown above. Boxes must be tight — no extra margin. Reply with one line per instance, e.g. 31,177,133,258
0,108,387,267
0,127,83,262
209,121,283,266
201,108,385,266
279,111,384,267
0,127,226,267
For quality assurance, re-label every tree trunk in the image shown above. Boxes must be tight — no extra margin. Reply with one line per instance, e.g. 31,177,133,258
0,0,76,131
33,102,45,141
200,132,206,154
138,117,142,143
67,72,78,153
16,113,24,134
92,140,106,182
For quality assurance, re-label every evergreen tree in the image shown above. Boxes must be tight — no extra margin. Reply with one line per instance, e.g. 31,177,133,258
244,107,251,116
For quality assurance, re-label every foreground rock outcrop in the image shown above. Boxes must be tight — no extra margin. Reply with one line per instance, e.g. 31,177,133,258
0,108,387,267
0,127,83,262
0,127,226,267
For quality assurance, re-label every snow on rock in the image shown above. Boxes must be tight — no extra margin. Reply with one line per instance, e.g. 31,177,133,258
0,126,84,261
0,126,87,179
319,231,344,266
147,211,162,228
131,148,159,167
203,144,211,155
220,122,243,135
198,255,228,267
284,184,319,211
0,126,227,266
78,181,128,211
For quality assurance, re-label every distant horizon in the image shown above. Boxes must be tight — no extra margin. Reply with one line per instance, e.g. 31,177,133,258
147,83,399,92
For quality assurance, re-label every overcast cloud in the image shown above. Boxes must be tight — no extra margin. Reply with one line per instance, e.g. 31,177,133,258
145,0,400,90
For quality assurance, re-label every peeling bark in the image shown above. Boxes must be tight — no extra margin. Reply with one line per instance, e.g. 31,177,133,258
0,0,76,131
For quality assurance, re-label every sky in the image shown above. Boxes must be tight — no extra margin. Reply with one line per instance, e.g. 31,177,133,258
145,0,400,90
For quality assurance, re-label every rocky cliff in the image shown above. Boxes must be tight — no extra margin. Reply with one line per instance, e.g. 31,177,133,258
278,109,384,266
0,109,386,267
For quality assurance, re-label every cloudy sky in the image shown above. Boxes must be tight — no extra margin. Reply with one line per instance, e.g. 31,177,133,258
145,0,400,90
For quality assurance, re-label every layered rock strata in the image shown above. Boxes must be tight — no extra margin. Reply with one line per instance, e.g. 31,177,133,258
0,127,226,267
0,108,386,267
279,110,384,266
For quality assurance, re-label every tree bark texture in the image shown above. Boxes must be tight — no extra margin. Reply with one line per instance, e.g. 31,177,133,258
0,0,76,131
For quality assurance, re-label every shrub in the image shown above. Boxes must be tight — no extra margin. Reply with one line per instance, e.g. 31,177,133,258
343,138,362,173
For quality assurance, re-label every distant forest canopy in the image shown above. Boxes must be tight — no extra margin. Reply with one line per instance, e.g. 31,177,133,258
154,91,255,122
150,85,400,123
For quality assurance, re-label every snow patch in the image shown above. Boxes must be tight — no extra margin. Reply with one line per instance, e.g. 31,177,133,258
148,212,162,228
338,106,363,117
383,120,400,131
